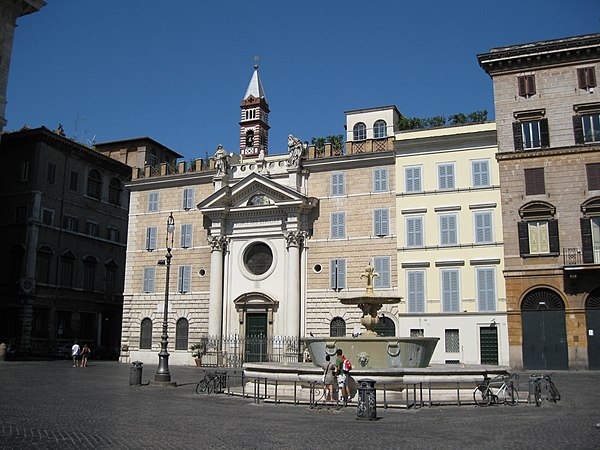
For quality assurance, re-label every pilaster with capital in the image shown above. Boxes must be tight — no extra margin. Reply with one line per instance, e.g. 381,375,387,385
285,230,306,340
284,230,306,249
208,234,228,338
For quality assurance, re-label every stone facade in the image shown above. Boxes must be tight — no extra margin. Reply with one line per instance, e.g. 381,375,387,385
479,33,600,370
0,127,131,355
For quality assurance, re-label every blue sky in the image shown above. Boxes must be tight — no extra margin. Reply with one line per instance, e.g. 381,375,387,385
6,1,599,160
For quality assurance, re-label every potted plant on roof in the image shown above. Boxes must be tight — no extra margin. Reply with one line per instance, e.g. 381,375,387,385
190,339,207,367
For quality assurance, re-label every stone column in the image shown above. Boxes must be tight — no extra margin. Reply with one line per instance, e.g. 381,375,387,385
284,231,305,340
208,236,227,338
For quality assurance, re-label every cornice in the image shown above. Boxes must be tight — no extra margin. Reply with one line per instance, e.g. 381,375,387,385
496,144,600,161
303,150,395,172
3,127,131,176
478,33,600,76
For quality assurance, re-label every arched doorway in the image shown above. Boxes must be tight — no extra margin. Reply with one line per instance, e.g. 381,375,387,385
586,288,600,370
521,288,568,370
233,293,279,363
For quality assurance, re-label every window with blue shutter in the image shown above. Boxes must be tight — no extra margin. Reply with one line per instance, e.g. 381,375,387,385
477,268,496,311
474,212,493,243
178,265,191,293
440,214,457,245
182,188,194,210
331,212,346,239
148,192,159,212
374,208,389,237
472,160,490,187
438,163,455,190
406,216,423,247
143,267,155,293
181,224,193,248
374,256,390,288
407,271,425,313
330,259,346,290
405,166,422,193
441,270,460,312
331,172,345,196
146,226,157,251
373,168,388,192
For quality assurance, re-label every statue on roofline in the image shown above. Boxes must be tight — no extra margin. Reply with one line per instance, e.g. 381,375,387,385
286,134,306,168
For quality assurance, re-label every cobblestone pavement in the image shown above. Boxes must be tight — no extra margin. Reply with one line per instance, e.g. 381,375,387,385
0,360,599,449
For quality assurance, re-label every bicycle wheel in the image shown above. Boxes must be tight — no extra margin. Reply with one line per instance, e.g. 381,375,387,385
196,379,208,394
473,386,492,406
503,385,519,405
534,384,541,407
207,378,214,394
547,381,561,402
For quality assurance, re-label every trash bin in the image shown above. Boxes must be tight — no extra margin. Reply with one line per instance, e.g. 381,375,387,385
356,378,379,420
129,361,143,385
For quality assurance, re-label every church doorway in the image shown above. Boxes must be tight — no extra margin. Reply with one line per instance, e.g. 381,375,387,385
245,313,267,362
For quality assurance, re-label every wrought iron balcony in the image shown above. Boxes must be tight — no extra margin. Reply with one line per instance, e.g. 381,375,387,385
562,247,600,266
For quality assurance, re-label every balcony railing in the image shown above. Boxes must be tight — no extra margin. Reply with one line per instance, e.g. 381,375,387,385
562,247,600,266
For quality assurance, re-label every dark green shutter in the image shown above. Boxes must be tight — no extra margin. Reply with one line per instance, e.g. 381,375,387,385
540,119,550,148
513,122,523,151
518,221,530,256
548,219,560,254
581,218,594,263
573,115,584,144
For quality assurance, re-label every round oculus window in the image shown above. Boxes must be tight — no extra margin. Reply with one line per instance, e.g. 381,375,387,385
244,242,273,276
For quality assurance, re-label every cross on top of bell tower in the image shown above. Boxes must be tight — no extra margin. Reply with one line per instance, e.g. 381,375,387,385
240,61,270,157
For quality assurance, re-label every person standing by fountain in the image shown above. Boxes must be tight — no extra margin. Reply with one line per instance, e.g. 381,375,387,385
321,355,335,404
335,349,351,404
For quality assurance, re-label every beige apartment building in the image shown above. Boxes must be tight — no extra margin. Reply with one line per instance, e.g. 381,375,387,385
479,33,600,370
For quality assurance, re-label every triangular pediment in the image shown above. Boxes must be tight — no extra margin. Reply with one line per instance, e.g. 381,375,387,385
198,172,314,213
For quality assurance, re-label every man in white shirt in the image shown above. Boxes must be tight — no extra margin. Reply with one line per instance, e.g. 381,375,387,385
71,342,81,368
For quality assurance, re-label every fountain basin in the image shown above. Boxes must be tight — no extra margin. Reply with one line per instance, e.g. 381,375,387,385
304,337,439,369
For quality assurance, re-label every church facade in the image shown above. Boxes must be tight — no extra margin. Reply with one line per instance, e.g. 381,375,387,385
118,66,508,366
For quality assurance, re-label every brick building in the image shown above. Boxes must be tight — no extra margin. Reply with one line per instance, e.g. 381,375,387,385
479,33,600,370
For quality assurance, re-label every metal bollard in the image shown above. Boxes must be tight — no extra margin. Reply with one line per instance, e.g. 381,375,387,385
129,361,143,385
356,378,379,421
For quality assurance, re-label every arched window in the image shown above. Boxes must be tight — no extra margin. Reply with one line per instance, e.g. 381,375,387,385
82,256,98,291
374,316,396,337
373,120,387,139
36,246,53,284
175,318,189,350
330,317,346,337
87,169,102,199
108,178,121,206
353,122,366,141
140,318,152,349
246,130,255,147
521,288,564,310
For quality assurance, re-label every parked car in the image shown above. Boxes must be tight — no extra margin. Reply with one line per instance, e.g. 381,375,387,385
49,343,72,359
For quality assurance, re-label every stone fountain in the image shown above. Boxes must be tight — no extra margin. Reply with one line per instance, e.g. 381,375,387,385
305,262,439,369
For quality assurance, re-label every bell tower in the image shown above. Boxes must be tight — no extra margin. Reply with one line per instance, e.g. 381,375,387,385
240,64,270,157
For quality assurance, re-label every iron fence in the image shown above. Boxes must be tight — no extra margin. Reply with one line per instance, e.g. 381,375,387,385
196,335,302,368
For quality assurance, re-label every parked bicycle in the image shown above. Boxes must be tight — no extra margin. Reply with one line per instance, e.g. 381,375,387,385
528,374,560,406
473,374,519,406
196,371,226,394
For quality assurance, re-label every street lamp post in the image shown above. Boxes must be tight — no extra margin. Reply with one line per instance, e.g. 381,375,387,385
155,212,175,383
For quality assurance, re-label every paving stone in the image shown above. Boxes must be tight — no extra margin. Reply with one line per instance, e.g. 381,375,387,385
0,361,598,449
